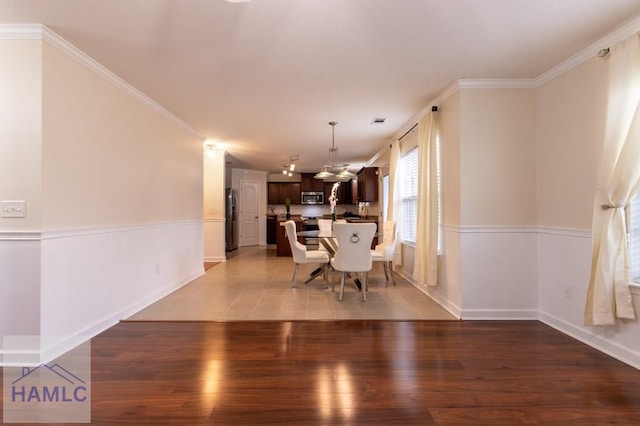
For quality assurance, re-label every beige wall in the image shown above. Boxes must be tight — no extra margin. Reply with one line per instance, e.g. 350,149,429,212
536,57,607,230
0,40,43,231
440,91,461,227
203,149,225,261
203,151,226,219
41,43,202,230
459,88,537,226
1,33,206,351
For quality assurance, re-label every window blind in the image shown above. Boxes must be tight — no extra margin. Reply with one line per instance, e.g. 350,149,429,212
400,147,418,243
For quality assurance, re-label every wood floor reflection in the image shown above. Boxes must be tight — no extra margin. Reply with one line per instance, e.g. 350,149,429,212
30,320,640,424
5,247,638,424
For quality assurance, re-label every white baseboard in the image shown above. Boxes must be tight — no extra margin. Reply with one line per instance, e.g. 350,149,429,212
205,256,227,262
0,220,204,366
539,311,640,371
394,268,461,319
1,268,204,366
460,308,539,320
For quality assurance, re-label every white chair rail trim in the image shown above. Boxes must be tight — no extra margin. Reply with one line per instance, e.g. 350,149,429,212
442,225,590,238
0,220,203,241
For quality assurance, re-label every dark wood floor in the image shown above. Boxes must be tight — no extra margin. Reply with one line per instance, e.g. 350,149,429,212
3,320,640,425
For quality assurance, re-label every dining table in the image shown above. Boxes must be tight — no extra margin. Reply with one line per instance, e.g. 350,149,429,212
296,229,364,289
297,229,338,255
296,230,334,284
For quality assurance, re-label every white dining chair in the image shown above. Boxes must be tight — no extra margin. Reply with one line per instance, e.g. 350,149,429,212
283,220,330,287
330,222,376,301
316,219,334,254
317,219,333,237
371,220,398,285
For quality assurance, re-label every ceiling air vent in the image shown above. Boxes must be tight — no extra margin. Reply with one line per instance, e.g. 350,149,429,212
371,117,386,124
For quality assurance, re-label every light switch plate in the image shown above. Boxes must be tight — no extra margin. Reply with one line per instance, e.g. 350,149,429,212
1,200,27,218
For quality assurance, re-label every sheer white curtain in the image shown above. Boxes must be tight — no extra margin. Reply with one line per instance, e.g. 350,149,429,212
413,112,439,286
585,33,640,326
387,141,401,222
387,140,402,266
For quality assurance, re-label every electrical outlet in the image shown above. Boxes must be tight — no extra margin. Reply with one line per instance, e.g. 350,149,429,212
564,286,573,300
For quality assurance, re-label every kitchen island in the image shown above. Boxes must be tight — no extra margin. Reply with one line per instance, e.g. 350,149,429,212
276,215,302,257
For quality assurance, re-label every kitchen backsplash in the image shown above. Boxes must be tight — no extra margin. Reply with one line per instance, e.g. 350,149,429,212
268,202,379,217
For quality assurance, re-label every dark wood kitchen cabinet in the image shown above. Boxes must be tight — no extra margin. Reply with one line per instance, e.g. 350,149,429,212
282,183,301,204
323,181,354,205
357,167,379,202
301,173,324,192
267,183,301,204
266,215,277,244
267,183,280,204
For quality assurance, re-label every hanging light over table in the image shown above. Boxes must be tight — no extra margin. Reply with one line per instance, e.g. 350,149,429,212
314,121,355,181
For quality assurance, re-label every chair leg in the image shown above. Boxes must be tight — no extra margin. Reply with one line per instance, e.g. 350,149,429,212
362,272,368,302
382,262,389,282
291,264,300,288
339,272,346,301
388,261,396,285
381,262,387,282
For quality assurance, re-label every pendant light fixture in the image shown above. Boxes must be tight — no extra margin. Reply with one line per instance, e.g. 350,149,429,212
314,121,355,182
282,155,298,177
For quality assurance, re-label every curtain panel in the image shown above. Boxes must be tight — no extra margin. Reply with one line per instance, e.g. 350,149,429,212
585,33,640,326
387,140,402,266
413,112,439,286
387,141,401,222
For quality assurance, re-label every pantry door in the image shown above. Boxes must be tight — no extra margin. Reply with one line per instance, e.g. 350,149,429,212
239,180,259,246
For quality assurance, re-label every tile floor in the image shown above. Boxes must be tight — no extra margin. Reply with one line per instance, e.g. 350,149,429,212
127,246,456,321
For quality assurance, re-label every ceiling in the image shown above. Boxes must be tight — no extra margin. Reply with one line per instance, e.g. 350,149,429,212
2,0,640,174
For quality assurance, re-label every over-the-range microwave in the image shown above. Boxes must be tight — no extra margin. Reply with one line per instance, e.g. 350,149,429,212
301,192,324,205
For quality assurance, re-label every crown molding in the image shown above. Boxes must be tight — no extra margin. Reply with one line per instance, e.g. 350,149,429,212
0,23,44,39
390,76,539,142
458,79,537,89
391,15,640,146
0,24,205,140
432,80,461,106
535,14,640,86
364,144,388,167
391,82,455,142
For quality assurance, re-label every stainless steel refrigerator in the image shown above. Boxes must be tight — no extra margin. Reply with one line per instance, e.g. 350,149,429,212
225,188,238,251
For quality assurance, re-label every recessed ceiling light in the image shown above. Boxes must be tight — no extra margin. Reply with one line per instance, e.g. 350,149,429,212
225,0,251,3
371,117,387,124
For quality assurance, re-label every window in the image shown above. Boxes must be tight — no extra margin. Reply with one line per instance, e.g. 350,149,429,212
630,191,640,284
398,133,442,251
398,128,442,254
400,147,418,244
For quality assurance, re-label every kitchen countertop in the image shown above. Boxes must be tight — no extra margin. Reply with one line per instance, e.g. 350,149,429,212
271,214,378,225
328,215,378,222
275,215,302,221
